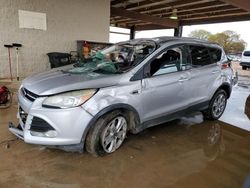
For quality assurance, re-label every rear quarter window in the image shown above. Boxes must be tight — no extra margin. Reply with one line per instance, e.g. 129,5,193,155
208,47,222,63
189,45,211,67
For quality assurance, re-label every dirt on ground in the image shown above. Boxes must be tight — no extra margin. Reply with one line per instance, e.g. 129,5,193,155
231,61,250,77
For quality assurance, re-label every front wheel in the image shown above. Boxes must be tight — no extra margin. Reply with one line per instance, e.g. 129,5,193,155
85,110,128,156
203,90,227,120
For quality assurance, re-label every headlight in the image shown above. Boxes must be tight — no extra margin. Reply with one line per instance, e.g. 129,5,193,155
42,89,97,109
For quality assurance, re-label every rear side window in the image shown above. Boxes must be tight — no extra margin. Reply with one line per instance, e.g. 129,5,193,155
209,47,222,63
189,45,211,67
243,51,250,56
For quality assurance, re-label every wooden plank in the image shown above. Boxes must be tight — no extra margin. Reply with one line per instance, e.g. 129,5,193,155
220,0,250,11
111,7,179,28
141,1,227,15
111,0,127,6
126,0,172,10
111,1,227,23
114,6,239,24
152,5,236,17
126,0,201,11
181,10,248,20
181,14,250,25
128,0,216,12
178,8,242,19
135,24,171,30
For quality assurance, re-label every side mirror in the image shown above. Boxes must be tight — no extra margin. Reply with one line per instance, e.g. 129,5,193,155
130,67,144,81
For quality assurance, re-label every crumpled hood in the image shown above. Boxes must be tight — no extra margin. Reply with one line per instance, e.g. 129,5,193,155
22,66,122,95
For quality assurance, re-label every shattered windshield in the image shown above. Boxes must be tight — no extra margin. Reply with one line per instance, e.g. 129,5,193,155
67,40,156,74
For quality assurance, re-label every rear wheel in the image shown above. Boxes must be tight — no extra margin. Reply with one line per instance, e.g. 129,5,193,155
86,110,128,156
203,90,227,120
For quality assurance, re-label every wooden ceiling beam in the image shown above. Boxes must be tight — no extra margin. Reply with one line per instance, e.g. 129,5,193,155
125,0,174,10
140,1,226,15
110,1,228,22
178,8,241,19
135,24,171,30
113,5,238,24
152,4,232,17
220,0,250,11
111,7,179,28
127,0,216,12
182,12,250,21
181,14,250,25
111,0,128,6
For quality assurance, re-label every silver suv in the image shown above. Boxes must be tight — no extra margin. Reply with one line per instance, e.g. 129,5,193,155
9,37,236,156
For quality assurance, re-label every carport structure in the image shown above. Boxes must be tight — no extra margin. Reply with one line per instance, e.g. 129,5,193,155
110,0,250,38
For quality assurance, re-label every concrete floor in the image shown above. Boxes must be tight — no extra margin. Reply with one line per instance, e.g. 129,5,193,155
0,67,250,188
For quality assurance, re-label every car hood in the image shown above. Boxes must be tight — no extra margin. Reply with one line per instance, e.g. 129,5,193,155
22,66,122,95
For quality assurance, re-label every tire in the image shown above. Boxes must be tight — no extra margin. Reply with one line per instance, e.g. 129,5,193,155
242,66,247,70
86,110,128,156
203,90,227,120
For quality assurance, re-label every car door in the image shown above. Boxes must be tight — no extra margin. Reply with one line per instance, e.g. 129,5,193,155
140,45,192,123
187,45,222,105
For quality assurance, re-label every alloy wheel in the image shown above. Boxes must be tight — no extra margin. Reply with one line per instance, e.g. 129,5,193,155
212,94,226,118
101,116,127,153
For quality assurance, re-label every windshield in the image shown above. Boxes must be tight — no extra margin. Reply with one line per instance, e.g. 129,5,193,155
67,40,156,74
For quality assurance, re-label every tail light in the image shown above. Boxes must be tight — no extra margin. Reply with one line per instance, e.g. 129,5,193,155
221,63,229,69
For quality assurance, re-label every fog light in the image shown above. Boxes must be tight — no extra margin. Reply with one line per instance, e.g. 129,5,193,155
30,131,45,137
44,130,57,138
30,130,57,138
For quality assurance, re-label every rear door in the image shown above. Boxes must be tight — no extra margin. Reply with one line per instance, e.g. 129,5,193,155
140,44,192,122
187,45,222,105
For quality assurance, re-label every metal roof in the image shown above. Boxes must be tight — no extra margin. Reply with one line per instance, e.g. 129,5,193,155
116,37,220,47
110,0,250,30
151,36,215,43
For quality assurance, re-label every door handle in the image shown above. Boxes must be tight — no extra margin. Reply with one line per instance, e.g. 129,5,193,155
130,90,140,95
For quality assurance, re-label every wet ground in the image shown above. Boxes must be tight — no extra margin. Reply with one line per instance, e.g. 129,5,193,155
0,71,250,188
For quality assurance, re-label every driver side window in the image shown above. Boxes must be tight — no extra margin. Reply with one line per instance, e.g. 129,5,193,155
147,45,190,77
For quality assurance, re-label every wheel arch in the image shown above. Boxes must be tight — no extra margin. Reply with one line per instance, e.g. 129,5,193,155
82,103,141,148
213,83,232,99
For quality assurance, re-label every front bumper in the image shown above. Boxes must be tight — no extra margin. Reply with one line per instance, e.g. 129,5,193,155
8,88,93,150
9,122,24,139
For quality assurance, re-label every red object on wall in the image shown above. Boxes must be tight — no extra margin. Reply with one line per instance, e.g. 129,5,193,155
82,41,90,57
0,86,10,104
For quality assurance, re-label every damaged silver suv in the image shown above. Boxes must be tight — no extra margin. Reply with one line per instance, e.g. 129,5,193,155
9,37,237,156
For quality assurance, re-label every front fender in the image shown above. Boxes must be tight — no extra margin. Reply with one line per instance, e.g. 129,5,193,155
81,103,141,148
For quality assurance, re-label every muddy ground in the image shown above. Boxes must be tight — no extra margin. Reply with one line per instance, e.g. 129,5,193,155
0,62,250,188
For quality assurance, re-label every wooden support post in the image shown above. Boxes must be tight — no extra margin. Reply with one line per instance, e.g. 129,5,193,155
174,26,183,37
130,25,135,40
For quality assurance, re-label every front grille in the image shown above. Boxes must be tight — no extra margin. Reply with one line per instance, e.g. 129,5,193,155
21,87,39,102
19,106,28,125
30,117,55,132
